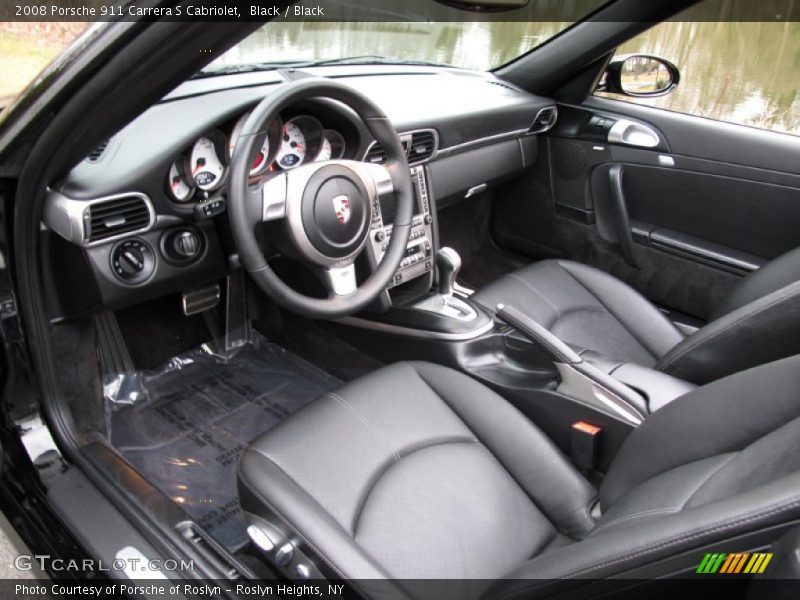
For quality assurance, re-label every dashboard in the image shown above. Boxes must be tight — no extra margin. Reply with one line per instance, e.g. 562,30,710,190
42,66,556,318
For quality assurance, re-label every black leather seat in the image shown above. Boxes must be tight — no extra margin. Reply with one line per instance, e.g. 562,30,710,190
471,248,800,384
239,358,800,597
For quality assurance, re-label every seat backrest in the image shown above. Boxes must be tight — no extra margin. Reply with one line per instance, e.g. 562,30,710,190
488,357,800,595
656,277,800,385
712,247,800,320
602,355,800,509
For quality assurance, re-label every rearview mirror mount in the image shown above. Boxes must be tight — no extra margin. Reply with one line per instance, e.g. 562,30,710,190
434,0,529,12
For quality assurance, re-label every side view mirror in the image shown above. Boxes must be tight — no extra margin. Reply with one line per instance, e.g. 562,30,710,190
598,54,680,98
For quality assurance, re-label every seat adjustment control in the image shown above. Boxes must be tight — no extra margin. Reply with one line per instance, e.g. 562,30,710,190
275,542,294,567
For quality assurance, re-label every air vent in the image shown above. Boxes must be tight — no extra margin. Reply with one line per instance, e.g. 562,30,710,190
363,129,438,166
85,138,112,163
529,106,558,134
87,196,152,242
487,80,522,94
365,144,388,164
408,131,437,163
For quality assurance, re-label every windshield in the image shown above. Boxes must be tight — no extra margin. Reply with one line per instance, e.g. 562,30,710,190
207,9,606,74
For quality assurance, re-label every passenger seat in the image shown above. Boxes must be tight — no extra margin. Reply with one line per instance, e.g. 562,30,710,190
471,248,800,384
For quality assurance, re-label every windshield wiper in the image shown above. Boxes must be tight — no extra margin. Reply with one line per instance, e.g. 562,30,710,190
193,55,456,79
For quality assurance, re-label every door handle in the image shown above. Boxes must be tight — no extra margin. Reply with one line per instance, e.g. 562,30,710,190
607,164,639,268
608,119,660,148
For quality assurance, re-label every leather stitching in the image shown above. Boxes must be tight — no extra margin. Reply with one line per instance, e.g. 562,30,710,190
351,438,479,537
557,262,659,361
508,272,564,326
413,365,596,539
326,390,401,462
657,290,797,370
682,453,740,507
588,508,681,537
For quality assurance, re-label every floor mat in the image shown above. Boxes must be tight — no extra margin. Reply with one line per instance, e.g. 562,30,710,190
104,330,340,552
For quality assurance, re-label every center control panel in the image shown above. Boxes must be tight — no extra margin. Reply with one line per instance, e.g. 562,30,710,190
367,166,434,289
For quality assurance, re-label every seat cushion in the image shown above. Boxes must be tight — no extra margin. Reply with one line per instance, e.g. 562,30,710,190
471,259,684,367
239,358,800,596
238,361,596,582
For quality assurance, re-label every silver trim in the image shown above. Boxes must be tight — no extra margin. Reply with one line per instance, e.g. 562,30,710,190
281,160,385,268
658,155,676,167
437,128,530,157
556,363,645,426
608,119,661,148
324,264,357,296
43,189,156,247
529,106,558,134
362,128,440,166
261,172,288,221
465,183,487,199
413,295,478,322
337,315,494,341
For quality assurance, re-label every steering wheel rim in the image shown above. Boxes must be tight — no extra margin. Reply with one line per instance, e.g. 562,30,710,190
228,78,414,319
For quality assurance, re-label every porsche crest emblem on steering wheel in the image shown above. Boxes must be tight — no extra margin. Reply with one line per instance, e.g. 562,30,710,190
332,195,351,225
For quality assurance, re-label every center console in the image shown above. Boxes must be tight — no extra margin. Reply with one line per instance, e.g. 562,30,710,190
365,165,434,289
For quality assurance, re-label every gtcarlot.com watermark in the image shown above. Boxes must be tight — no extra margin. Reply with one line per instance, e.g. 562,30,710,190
14,553,194,573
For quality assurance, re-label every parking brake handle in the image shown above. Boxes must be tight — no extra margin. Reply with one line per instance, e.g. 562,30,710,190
496,303,646,424
496,303,582,364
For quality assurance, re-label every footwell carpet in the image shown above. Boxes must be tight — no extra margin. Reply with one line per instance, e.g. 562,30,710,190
106,333,340,552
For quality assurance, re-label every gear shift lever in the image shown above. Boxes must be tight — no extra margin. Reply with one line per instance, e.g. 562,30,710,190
414,247,476,321
436,247,462,305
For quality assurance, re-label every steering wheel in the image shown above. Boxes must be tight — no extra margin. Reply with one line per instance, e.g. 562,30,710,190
228,78,414,319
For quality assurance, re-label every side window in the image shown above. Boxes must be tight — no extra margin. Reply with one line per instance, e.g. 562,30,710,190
595,18,800,136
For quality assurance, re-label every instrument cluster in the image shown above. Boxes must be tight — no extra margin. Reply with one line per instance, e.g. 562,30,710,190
166,111,347,204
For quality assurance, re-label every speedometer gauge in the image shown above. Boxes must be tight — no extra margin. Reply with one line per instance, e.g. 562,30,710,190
190,134,226,191
276,121,307,170
167,159,194,202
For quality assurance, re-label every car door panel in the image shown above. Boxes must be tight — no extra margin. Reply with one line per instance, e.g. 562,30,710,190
523,99,800,318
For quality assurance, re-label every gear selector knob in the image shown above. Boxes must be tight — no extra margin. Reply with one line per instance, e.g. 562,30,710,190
436,247,462,304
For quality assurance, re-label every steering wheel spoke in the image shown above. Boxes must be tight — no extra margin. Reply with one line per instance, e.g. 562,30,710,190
322,263,357,297
259,172,288,222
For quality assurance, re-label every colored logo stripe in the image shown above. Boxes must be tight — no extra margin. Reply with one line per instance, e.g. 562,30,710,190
697,552,773,574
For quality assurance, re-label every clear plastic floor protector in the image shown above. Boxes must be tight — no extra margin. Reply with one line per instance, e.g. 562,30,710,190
104,329,340,552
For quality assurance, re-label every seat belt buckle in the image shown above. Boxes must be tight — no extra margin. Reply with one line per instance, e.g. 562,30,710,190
571,421,602,471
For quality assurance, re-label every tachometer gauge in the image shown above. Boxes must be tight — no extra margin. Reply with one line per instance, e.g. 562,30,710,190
230,113,280,176
276,120,307,170
167,159,194,202
190,133,226,191
315,129,346,162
